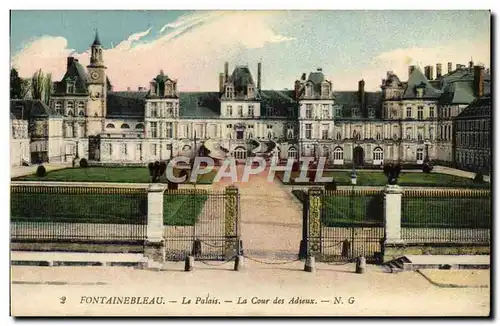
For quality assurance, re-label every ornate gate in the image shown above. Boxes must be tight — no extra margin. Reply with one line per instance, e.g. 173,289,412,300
163,185,241,261
305,187,384,263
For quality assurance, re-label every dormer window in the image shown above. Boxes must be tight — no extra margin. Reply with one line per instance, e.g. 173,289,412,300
352,108,359,117
321,83,330,97
248,86,254,98
368,108,375,118
67,82,75,94
305,84,313,97
225,86,234,98
416,86,424,98
166,83,173,96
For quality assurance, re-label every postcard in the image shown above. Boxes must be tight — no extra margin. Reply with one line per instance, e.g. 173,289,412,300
9,9,491,317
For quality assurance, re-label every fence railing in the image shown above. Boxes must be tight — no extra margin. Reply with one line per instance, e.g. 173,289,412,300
401,189,491,243
10,185,148,242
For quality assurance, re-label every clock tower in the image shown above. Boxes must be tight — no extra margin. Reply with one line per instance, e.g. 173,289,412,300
86,30,107,135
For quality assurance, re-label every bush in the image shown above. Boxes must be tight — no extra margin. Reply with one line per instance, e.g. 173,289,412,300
148,162,154,177
474,173,484,183
325,181,337,191
79,158,88,168
422,163,434,173
36,165,47,177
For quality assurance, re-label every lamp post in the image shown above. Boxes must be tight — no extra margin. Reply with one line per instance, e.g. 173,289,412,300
350,141,357,260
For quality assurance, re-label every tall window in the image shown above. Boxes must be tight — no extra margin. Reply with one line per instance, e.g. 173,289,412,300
333,147,343,161
305,84,312,97
417,128,423,141
166,102,173,115
55,101,63,115
305,124,312,139
150,103,158,117
166,123,173,138
336,132,342,140
406,127,412,140
321,84,330,97
151,144,157,156
227,105,233,116
336,107,342,117
417,106,424,120
225,86,233,98
322,104,329,118
287,147,297,159
66,101,74,117
321,124,329,140
406,107,412,118
67,83,75,93
238,105,243,117
429,127,434,140
416,148,424,161
150,122,158,138
120,143,127,156
376,133,381,140
287,129,294,139
107,143,112,156
373,147,384,161
305,104,312,119
248,105,254,116
77,101,85,116
429,107,435,118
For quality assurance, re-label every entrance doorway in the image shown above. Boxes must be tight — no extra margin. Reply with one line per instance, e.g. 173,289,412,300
353,146,364,166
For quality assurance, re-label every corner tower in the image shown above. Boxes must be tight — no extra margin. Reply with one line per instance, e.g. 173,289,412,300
86,30,107,135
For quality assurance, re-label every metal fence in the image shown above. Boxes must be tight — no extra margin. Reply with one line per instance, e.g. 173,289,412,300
401,189,491,243
10,185,148,242
163,187,240,261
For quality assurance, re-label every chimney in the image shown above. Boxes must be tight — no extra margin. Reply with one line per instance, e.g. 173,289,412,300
301,73,306,81
436,63,442,78
219,73,225,93
358,79,365,109
448,62,453,73
469,59,474,69
224,62,229,82
294,80,301,100
424,65,434,80
474,65,485,98
67,56,75,69
456,63,461,70
127,87,131,91
257,62,262,92
408,65,416,78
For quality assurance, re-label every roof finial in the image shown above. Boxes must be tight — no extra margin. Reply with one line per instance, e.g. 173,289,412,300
92,29,101,46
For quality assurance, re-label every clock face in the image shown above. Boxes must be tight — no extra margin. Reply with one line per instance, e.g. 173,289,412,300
91,72,100,80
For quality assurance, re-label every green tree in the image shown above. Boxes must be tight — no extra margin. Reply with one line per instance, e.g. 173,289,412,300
10,68,22,99
31,69,45,101
44,73,52,104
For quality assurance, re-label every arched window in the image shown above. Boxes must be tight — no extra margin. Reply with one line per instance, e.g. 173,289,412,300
67,110,74,117
135,123,144,129
287,129,294,139
121,124,130,129
106,123,115,129
333,147,344,163
373,147,384,164
78,110,85,117
233,147,247,160
416,148,424,162
287,147,297,159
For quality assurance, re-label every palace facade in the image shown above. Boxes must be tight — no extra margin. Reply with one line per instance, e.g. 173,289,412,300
10,32,492,168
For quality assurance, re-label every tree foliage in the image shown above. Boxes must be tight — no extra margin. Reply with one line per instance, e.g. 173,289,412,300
31,69,52,104
10,68,30,99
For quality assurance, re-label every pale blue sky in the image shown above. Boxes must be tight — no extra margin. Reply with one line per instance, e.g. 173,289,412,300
10,10,491,91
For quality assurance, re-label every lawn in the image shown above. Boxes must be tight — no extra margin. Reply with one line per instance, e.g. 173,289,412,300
163,192,208,226
292,190,491,228
12,167,217,185
278,170,489,188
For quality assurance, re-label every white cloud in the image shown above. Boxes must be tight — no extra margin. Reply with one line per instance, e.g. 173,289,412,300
330,38,491,92
11,11,295,91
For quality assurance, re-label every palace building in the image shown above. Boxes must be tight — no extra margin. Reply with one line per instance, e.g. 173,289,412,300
10,32,492,168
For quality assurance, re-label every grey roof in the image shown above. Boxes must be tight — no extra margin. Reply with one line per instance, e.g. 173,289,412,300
333,91,382,118
179,92,220,118
307,71,325,85
229,66,256,97
260,90,297,118
10,99,61,119
106,91,147,118
53,58,88,95
382,72,403,88
92,30,101,46
456,96,491,119
402,67,441,99
439,81,476,105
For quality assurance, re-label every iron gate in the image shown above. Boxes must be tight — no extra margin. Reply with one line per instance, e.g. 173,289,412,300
163,185,241,261
305,187,384,263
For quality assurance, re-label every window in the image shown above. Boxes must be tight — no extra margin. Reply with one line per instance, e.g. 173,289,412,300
305,124,312,139
429,127,434,140
336,107,342,117
121,124,130,129
429,107,435,118
150,122,158,138
306,104,312,119
166,123,173,138
77,101,85,112
248,86,254,98
120,143,127,155
78,110,85,117
417,129,423,141
287,129,294,139
416,148,424,161
287,147,297,159
107,143,113,155
238,105,243,117
151,144,157,156
54,101,62,113
150,103,158,117
406,127,412,140
305,84,312,97
106,123,115,129
333,147,343,161
417,106,424,120
67,83,75,93
233,147,246,160
166,83,173,96
248,105,254,116
227,105,233,116
225,86,233,98
406,107,412,118
353,130,361,140
322,105,329,119
336,132,342,140
166,102,173,115
267,124,273,129
373,147,384,161
135,123,144,129
321,124,329,140
321,84,330,97
376,133,381,140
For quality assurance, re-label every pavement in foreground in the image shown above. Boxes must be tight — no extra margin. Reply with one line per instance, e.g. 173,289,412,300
11,262,490,317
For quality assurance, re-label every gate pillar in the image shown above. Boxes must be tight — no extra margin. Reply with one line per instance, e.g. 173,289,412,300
224,185,240,259
307,187,323,258
145,184,166,263
383,184,405,262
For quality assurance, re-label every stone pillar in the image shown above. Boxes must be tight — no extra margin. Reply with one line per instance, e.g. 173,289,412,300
224,186,240,259
307,187,323,258
145,184,166,263
383,184,405,262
